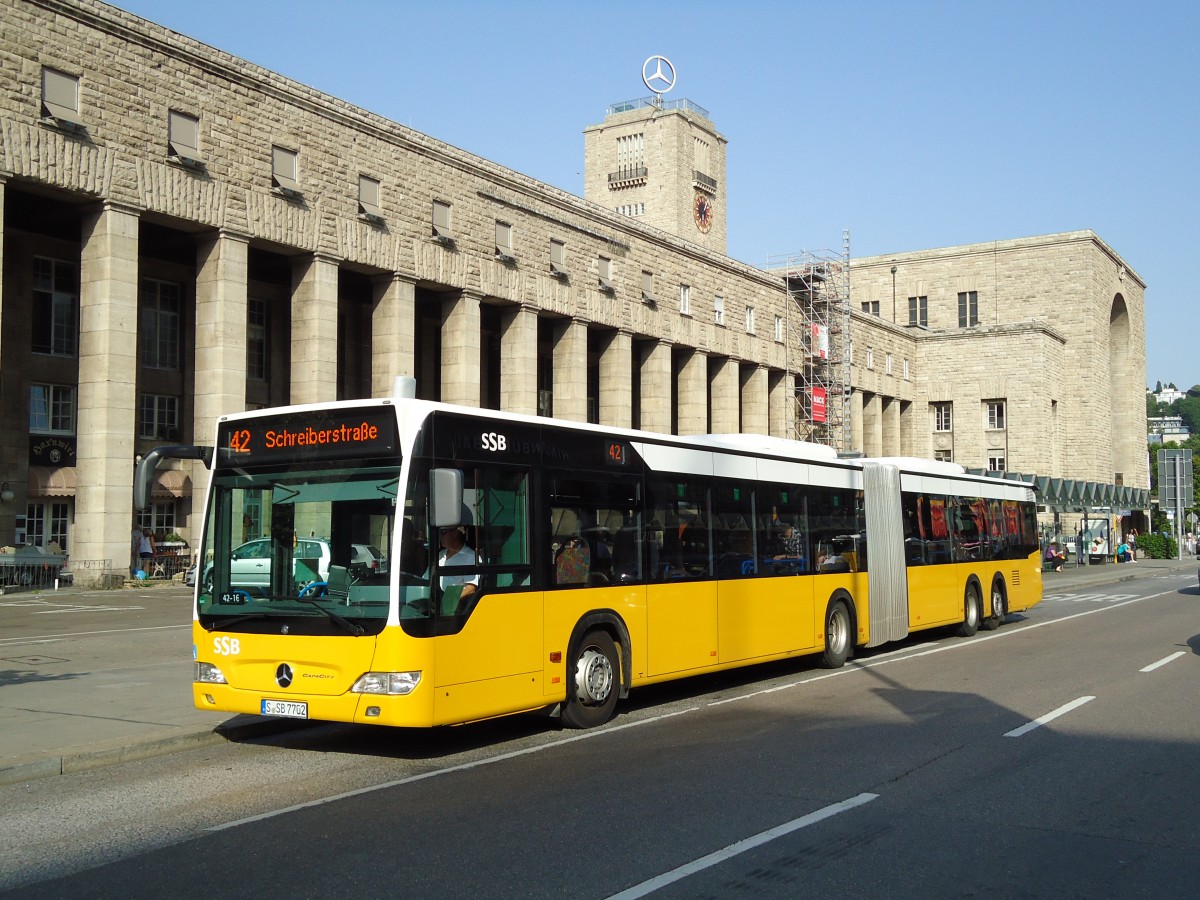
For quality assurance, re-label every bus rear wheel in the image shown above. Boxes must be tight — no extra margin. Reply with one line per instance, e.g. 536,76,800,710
982,582,1006,631
561,630,619,729
958,585,981,637
821,599,852,668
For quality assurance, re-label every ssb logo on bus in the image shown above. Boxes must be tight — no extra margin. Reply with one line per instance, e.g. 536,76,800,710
213,636,241,656
481,432,507,452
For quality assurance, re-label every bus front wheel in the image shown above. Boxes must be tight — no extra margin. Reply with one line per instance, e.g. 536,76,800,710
561,630,619,729
821,599,852,668
958,585,981,637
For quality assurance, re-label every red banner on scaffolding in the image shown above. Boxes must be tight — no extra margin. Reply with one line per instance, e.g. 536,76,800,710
811,387,827,423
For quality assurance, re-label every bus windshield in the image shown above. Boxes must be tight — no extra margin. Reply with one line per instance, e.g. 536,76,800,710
197,464,400,634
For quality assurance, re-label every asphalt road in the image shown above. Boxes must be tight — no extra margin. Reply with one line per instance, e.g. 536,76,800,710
2,569,1197,898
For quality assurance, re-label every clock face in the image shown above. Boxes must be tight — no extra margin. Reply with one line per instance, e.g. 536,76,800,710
693,193,714,233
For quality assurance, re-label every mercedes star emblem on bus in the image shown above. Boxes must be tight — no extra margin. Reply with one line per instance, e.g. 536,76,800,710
275,663,294,688
642,55,676,95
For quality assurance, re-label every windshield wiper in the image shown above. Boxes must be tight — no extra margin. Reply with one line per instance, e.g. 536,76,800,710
295,597,364,636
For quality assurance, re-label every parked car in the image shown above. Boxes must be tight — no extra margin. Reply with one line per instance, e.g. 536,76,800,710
202,537,332,594
183,561,197,587
351,543,388,575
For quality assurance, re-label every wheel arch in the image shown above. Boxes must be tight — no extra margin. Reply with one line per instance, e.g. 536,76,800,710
567,609,632,698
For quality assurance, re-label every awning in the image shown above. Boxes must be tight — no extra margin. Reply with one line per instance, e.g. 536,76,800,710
28,466,76,498
151,469,192,499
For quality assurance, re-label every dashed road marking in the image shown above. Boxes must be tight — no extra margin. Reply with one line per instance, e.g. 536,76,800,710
1042,593,1139,604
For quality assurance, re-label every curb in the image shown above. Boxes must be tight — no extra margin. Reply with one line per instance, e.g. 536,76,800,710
0,717,311,788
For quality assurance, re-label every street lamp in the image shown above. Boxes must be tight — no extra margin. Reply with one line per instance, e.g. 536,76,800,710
890,264,897,323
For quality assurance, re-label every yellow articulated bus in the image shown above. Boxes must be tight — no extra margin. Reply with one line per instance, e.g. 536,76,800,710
136,385,1041,730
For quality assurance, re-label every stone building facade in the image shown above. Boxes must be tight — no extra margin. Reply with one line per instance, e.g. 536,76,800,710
848,233,1148,493
0,0,795,569
0,1,1147,572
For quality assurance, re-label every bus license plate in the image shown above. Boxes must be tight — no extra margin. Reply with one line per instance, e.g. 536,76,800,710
261,699,308,719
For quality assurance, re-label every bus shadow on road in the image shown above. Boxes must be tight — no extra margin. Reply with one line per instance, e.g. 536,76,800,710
224,622,1010,764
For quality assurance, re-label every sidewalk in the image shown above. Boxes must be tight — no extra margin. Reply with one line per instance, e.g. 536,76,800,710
2,556,1197,787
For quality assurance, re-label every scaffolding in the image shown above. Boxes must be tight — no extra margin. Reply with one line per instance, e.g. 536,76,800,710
768,230,852,452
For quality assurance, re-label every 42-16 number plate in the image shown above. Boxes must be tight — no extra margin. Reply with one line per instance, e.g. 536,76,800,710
261,699,308,719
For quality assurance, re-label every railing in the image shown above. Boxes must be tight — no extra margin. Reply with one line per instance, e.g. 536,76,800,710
0,557,117,593
606,97,710,118
693,170,717,192
608,166,648,184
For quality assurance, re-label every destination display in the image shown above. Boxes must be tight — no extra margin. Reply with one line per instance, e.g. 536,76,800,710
217,409,398,466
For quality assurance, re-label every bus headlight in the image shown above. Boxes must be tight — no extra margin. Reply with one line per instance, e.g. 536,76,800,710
351,671,421,695
195,662,227,684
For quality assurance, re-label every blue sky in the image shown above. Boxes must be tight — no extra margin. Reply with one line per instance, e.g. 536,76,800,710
112,0,1200,390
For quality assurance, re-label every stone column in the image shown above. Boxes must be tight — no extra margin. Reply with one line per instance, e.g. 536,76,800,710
75,202,139,570
882,396,900,456
441,289,481,407
372,273,416,398
768,370,793,439
290,253,339,405
599,330,633,429
0,175,13,544
500,305,538,416
899,399,914,456
677,348,708,436
709,356,739,434
639,340,672,435
850,389,865,453
863,392,883,457
553,318,589,423
740,365,769,436
193,231,248,519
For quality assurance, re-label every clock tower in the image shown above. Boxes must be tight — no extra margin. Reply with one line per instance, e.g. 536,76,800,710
583,95,727,254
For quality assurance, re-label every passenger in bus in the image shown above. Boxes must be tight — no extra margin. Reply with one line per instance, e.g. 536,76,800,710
436,526,479,598
773,523,802,559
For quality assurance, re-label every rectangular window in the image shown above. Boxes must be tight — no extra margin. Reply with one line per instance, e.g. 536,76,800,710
432,200,454,241
495,221,514,259
41,67,82,127
714,295,725,326
693,136,710,175
597,256,613,292
957,290,978,327
903,358,910,380
271,145,300,194
934,449,953,463
861,301,880,316
908,295,928,327
137,501,176,538
774,314,784,342
679,284,691,316
140,394,180,440
933,402,952,432
550,239,566,276
745,306,755,334
168,110,202,165
988,453,1006,472
140,279,182,370
615,133,645,175
32,257,78,357
247,297,269,381
29,384,76,434
866,347,874,369
986,400,1006,430
885,353,893,375
358,175,382,220
641,271,657,305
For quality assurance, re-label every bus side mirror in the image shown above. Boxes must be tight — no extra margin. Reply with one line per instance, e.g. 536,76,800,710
430,468,464,528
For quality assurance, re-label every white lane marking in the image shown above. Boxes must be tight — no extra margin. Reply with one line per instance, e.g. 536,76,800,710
208,708,695,832
605,792,879,900
0,624,188,647
1004,696,1095,738
1043,593,1140,603
1140,651,1186,673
